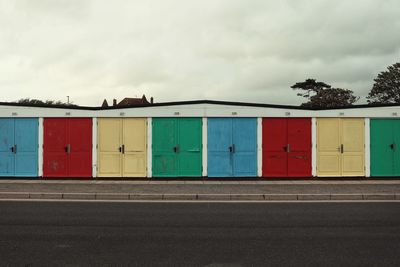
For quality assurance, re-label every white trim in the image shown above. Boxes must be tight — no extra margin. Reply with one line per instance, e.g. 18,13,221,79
92,118,97,178
312,117,317,177
202,117,207,177
38,118,43,177
257,117,263,177
147,118,152,178
2,103,400,118
365,118,370,177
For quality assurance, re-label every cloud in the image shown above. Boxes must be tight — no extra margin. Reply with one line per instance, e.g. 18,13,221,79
0,0,399,106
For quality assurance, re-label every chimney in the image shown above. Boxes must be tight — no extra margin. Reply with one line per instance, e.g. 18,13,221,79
150,97,154,104
101,99,109,108
113,99,117,106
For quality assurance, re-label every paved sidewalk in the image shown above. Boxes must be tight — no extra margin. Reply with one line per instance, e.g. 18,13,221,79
1,179,400,201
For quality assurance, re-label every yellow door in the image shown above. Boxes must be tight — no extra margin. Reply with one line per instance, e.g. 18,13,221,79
317,118,341,176
342,119,365,176
97,118,122,177
122,118,147,177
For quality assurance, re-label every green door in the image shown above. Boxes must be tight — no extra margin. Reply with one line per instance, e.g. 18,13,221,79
178,118,202,177
152,118,202,177
370,119,394,176
394,120,400,176
152,118,178,177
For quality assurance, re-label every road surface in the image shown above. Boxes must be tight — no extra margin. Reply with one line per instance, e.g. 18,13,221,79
0,201,399,266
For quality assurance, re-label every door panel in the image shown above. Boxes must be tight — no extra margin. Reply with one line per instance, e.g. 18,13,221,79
263,152,287,177
152,118,177,177
233,118,257,177
263,118,287,152
287,152,311,177
97,118,122,177
287,118,311,177
370,119,393,176
123,118,147,177
123,154,146,176
393,120,400,175
208,118,232,177
262,118,287,177
14,119,38,176
288,119,311,152
69,119,92,177
317,118,341,176
178,118,202,177
342,119,364,176
0,119,15,176
43,119,68,177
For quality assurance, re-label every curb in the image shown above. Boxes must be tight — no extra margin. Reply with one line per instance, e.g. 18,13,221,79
0,192,399,201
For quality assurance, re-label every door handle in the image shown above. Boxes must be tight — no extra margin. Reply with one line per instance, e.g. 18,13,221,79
229,146,233,153
287,144,291,153
173,146,177,153
65,144,71,153
122,144,125,154
10,146,14,153
119,146,122,153
340,144,344,154
391,143,397,151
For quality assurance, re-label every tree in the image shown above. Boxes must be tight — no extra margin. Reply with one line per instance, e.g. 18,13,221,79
291,79,332,98
15,98,75,106
367,62,400,104
291,79,359,108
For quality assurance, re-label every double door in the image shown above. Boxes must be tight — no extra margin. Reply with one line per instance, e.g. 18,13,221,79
98,118,147,177
370,119,400,176
152,118,202,177
44,118,92,177
208,118,257,177
0,118,38,177
317,118,365,177
262,118,311,177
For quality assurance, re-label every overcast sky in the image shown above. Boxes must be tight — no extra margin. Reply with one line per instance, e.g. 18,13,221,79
0,0,399,106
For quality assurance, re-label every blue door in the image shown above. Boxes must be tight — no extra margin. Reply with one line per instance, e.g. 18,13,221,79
0,118,38,177
233,118,257,177
15,119,38,176
0,119,15,176
208,118,233,177
208,118,257,177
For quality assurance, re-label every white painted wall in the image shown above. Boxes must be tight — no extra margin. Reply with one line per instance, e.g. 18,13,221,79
147,117,152,178
365,118,370,177
92,118,97,178
2,102,396,179
38,118,43,177
2,102,400,118
202,117,207,177
311,118,317,177
257,117,263,177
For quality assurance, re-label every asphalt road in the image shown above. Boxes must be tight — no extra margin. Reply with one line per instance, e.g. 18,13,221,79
0,201,400,267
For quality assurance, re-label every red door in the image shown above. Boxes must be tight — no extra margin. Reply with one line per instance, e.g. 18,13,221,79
262,118,311,178
43,118,92,178
287,119,311,177
262,118,287,177
43,119,68,177
69,119,92,177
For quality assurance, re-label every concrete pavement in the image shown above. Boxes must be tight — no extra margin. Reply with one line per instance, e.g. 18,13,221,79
1,179,400,201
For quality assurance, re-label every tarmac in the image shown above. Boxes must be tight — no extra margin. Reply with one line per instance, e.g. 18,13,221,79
1,178,400,201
